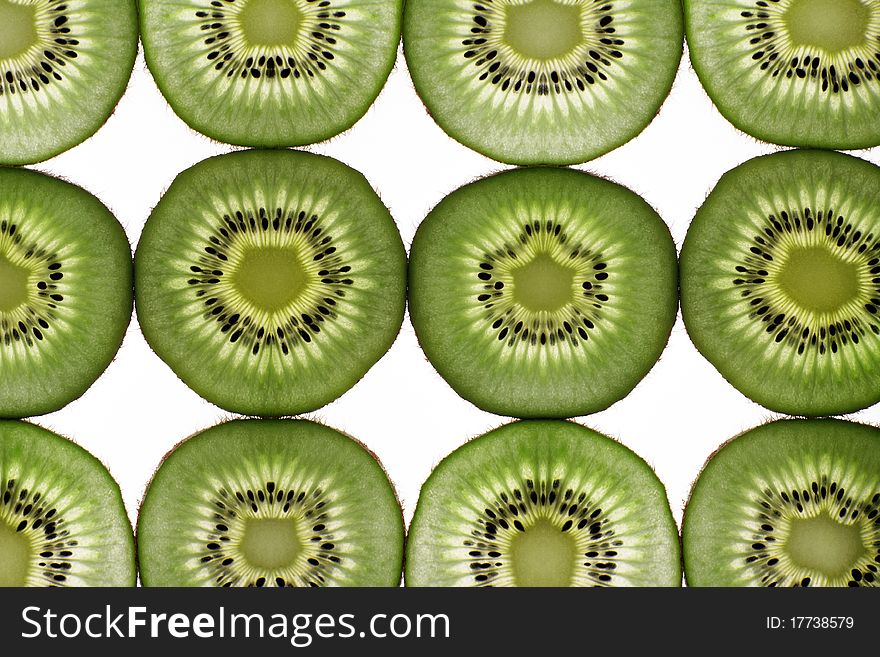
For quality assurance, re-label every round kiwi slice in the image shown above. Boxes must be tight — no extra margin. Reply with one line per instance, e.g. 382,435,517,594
137,418,404,587
139,0,403,147
0,420,135,587
680,149,880,417
408,166,677,418
402,0,684,165
406,420,681,587
135,149,406,416
0,166,132,418
685,0,880,149
683,418,880,587
0,0,138,165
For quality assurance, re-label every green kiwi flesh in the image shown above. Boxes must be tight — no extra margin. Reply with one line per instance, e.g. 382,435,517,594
680,149,880,416
0,0,138,165
403,0,684,164
0,420,135,586
685,0,880,149
408,166,677,418
0,167,132,418
137,419,404,587
134,149,406,416
406,420,681,587
683,418,880,587
139,0,403,147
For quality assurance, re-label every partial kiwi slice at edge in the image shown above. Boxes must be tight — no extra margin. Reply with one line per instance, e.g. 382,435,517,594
685,0,880,149
403,0,684,164
0,166,132,418
406,420,681,587
0,420,135,587
135,149,406,416
0,0,138,165
409,166,678,418
680,149,880,416
137,419,405,587
683,418,880,587
139,0,403,147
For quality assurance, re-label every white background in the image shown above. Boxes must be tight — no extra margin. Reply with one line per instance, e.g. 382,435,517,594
31,44,880,548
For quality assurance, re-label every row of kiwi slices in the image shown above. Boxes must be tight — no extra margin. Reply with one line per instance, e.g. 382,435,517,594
5,1,877,166
6,147,880,420
3,416,878,586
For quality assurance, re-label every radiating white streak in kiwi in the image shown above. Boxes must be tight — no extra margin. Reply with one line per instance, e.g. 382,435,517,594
191,461,354,586
0,0,81,100
733,0,880,99
727,453,879,586
0,200,75,366
713,446,880,586
0,461,119,586
457,198,632,369
162,191,369,377
699,184,880,380
447,466,647,587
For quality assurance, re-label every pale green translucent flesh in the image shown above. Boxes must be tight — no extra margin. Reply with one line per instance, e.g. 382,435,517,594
0,519,31,587
0,0,37,60
783,0,870,53
509,519,577,587
0,253,29,312
232,247,307,312
786,513,866,577
512,254,575,312
503,0,584,60
776,246,859,313
240,0,303,47
240,518,304,569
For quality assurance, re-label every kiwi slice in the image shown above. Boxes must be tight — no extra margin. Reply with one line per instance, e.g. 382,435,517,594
135,149,406,416
0,0,138,165
139,0,403,147
406,420,680,587
685,0,880,149
683,419,880,587
402,0,684,165
681,149,880,416
408,166,677,418
0,420,135,587
137,418,404,587
0,167,132,418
